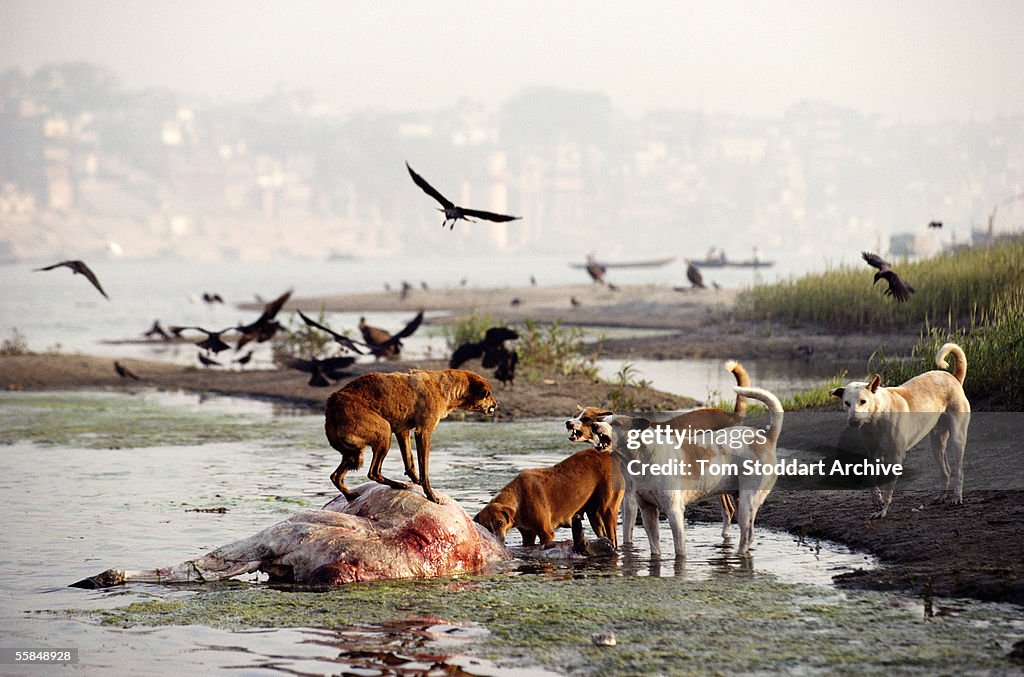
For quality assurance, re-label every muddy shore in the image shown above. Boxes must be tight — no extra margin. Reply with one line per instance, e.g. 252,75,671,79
3,282,1020,607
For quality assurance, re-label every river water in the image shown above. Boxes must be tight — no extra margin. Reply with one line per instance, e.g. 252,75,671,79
1,390,1022,675
2,256,1022,673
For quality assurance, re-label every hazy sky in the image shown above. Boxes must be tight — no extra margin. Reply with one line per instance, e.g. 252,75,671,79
3,0,1023,121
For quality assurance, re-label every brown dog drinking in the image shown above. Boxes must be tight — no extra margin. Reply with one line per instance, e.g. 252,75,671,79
325,369,498,503
474,447,623,551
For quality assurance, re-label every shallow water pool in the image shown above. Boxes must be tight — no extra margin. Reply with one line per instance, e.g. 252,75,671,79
0,390,1021,675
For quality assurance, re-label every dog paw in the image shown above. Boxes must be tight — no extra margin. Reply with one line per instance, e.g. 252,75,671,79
868,510,888,520
427,492,451,505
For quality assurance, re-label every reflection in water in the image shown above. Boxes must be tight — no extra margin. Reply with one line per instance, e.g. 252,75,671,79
596,356,860,402
225,618,525,677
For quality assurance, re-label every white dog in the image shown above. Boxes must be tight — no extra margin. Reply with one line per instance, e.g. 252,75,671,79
830,342,970,518
590,386,784,557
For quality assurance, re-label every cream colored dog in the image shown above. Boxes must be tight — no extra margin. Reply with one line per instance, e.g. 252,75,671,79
830,342,970,519
565,360,751,543
590,386,784,557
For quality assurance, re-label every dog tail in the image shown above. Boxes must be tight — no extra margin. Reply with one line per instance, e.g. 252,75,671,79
936,343,967,385
724,360,751,414
734,386,784,447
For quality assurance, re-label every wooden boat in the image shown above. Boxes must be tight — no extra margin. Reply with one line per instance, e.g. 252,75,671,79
688,258,775,269
569,256,677,269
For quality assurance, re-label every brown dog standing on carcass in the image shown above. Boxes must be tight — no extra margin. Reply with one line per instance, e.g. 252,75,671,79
474,447,623,552
830,342,970,519
324,369,497,503
566,360,750,542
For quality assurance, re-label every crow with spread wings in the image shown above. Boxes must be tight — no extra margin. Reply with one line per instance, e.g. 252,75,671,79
406,162,521,229
862,252,915,303
297,310,424,359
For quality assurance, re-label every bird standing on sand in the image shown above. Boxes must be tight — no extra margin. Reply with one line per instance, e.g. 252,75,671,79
585,255,607,285
234,350,254,368
198,353,221,368
686,261,705,289
862,252,915,303
114,361,140,380
34,260,109,299
406,162,521,229
450,327,520,387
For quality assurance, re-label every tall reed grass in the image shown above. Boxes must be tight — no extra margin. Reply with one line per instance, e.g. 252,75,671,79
869,285,1024,410
735,238,1024,331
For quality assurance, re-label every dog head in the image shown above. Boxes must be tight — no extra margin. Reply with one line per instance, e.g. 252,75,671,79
457,370,498,415
565,404,613,443
473,503,514,544
590,415,651,454
830,374,883,427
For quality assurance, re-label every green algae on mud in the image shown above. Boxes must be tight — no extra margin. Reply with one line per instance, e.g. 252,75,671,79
0,391,308,448
74,572,1024,675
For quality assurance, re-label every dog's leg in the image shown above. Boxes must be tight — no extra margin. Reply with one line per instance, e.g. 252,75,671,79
948,412,970,505
638,501,661,558
585,508,606,541
395,430,420,484
571,513,591,555
366,429,412,492
621,491,638,545
720,494,735,538
736,489,770,555
665,499,687,558
330,461,359,501
520,529,537,547
871,477,898,519
929,428,952,502
414,430,441,503
600,504,619,549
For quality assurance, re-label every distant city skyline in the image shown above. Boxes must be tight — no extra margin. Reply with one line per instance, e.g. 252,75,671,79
2,0,1023,122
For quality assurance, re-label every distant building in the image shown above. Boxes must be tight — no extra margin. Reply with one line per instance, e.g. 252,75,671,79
889,232,937,258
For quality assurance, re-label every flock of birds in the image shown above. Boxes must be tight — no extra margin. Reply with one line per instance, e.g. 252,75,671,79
29,163,929,390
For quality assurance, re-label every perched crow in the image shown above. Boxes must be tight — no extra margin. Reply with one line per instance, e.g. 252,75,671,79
585,255,607,285
34,260,109,299
862,252,916,303
407,162,521,229
234,350,254,367
450,326,520,386
114,361,140,380
198,353,221,368
686,261,705,289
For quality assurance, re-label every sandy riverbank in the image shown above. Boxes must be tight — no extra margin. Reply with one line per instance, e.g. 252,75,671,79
276,281,919,360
